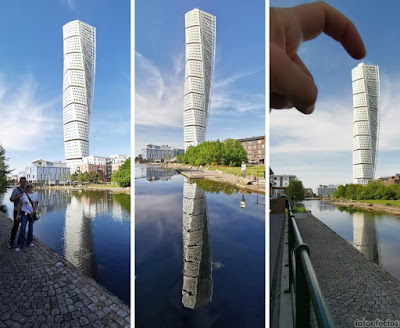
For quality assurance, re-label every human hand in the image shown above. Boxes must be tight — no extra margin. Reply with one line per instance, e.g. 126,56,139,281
270,1,366,114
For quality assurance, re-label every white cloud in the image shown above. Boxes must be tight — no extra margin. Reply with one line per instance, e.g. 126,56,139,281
0,74,59,151
270,100,353,153
135,52,183,127
270,72,400,191
61,0,76,11
135,52,264,127
377,73,400,150
270,73,400,154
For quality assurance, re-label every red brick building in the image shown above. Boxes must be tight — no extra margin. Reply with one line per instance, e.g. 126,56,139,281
236,135,265,164
377,174,400,185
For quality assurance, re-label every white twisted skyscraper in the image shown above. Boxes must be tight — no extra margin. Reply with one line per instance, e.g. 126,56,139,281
63,20,96,173
352,63,380,185
184,9,216,151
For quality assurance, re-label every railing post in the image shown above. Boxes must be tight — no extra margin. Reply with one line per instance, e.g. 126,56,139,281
295,244,311,328
288,214,294,290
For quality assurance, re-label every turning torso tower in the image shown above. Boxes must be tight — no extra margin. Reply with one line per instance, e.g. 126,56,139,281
183,9,216,151
352,63,380,185
63,20,96,173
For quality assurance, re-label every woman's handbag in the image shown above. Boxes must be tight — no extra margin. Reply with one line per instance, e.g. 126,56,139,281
25,192,40,221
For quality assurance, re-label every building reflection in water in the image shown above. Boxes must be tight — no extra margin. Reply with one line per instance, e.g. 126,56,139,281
353,212,381,265
64,193,97,278
63,190,126,278
136,165,177,182
182,178,213,309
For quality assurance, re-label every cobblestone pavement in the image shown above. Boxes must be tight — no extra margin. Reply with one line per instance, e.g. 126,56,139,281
0,211,130,327
296,213,400,328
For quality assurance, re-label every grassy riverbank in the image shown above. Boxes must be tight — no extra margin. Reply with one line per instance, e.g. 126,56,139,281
351,199,400,207
207,165,265,177
331,199,400,215
40,184,130,194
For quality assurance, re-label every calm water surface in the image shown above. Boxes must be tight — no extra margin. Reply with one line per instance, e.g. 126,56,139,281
0,188,130,304
135,165,265,328
304,200,400,281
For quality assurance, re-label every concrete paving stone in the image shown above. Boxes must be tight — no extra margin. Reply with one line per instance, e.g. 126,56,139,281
117,309,127,318
88,303,97,312
67,305,75,312
79,316,89,325
1,312,11,321
64,299,73,306
86,312,98,322
4,320,13,327
110,304,119,312
54,314,63,323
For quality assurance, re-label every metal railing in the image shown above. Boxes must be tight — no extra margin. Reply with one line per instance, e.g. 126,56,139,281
286,202,336,328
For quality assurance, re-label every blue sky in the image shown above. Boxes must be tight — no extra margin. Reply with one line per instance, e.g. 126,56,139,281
270,0,400,192
0,0,130,174
135,0,265,157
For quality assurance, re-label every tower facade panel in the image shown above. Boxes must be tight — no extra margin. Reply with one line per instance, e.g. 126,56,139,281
352,63,380,185
184,9,216,151
63,20,96,172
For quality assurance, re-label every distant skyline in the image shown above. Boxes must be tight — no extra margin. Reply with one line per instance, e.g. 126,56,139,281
0,0,130,174
270,0,400,192
135,0,265,157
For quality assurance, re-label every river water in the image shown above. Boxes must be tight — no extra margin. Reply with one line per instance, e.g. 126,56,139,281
135,164,265,327
0,188,130,305
303,200,400,282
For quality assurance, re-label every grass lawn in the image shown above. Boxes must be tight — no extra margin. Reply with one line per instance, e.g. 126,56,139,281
356,199,400,207
86,184,120,188
207,165,265,178
291,205,308,213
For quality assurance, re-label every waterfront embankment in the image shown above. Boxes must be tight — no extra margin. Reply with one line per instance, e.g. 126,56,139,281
296,211,400,326
165,163,265,194
35,185,130,194
0,211,130,327
331,200,400,215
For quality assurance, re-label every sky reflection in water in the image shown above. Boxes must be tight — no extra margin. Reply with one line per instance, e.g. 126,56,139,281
135,165,265,328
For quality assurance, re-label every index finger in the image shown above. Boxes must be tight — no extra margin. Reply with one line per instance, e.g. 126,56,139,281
291,1,366,59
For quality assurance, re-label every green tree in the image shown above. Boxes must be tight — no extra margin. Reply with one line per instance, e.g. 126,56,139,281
135,154,143,163
334,185,346,198
70,172,78,184
112,158,131,187
0,144,10,192
182,139,246,167
88,171,99,184
286,178,305,201
78,172,89,184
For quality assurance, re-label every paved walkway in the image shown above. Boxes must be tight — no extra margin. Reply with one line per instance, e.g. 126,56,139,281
173,165,265,194
296,213,400,327
0,212,130,327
